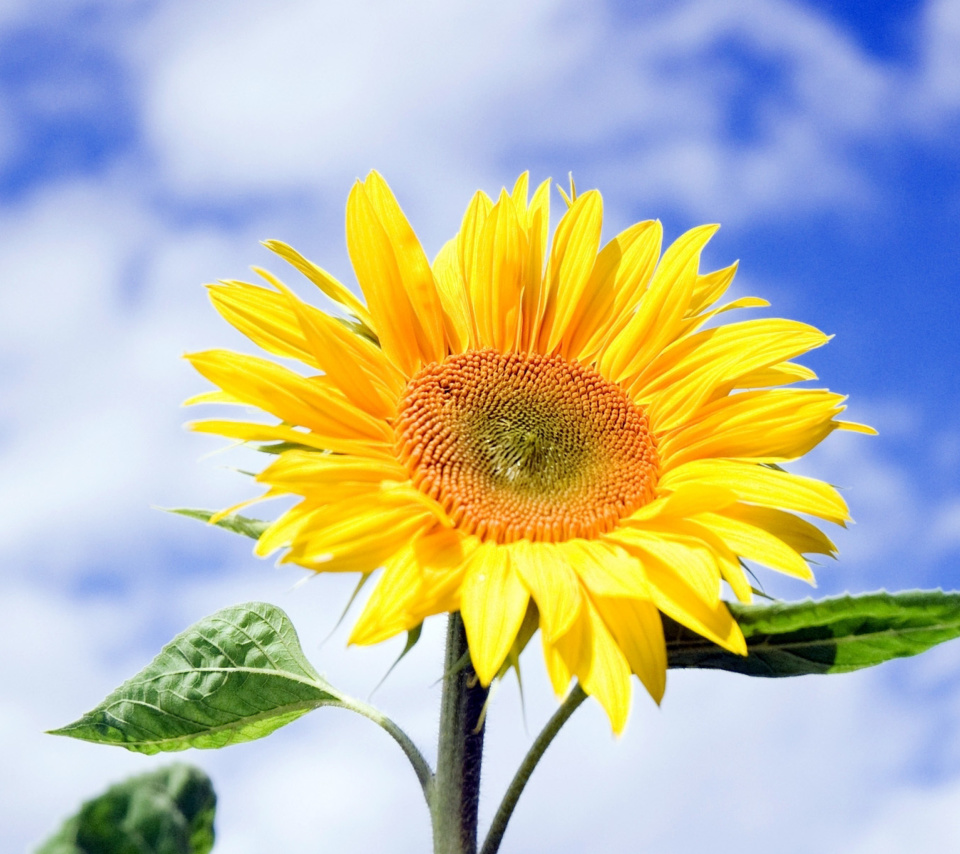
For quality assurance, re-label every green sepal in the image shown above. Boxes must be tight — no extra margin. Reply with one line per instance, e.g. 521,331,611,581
371,623,423,697
666,590,960,676
164,508,269,540
336,315,380,344
322,573,372,646
36,764,216,854
253,441,322,455
50,602,344,754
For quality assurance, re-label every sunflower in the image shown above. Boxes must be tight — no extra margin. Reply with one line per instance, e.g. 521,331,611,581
186,172,872,732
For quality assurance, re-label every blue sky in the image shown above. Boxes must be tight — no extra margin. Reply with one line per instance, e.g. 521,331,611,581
2,1,960,851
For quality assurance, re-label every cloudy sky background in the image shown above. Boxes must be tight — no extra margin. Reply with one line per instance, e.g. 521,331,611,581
3,0,960,850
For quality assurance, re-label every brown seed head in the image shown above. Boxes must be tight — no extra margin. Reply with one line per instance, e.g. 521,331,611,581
394,349,658,543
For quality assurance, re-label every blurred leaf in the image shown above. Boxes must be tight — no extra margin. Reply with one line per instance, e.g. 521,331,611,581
51,603,344,754
666,590,960,676
165,508,269,540
36,764,215,854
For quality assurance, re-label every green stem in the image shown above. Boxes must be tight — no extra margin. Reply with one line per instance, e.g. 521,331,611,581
431,613,489,854
333,698,434,802
479,683,587,854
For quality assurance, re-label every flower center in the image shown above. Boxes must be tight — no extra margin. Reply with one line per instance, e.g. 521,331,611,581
395,349,658,543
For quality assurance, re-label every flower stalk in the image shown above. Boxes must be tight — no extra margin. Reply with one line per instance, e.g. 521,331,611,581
479,683,587,854
432,613,489,854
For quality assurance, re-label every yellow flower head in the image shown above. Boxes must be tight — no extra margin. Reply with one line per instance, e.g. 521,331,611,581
187,171,873,732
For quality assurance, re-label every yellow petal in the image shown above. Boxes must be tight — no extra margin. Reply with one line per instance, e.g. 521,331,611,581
283,489,435,571
649,516,755,604
207,279,318,367
262,239,374,330
659,459,850,524
678,294,769,339
643,553,747,656
459,543,530,685
517,178,552,350
687,260,739,316
838,420,878,435
723,504,837,555
361,171,446,364
274,283,400,418
658,389,849,468
692,511,816,583
603,220,663,334
626,483,738,523
186,418,395,460
635,319,830,431
432,238,473,354
601,224,718,382
500,602,541,679
593,596,667,704
537,190,604,354
563,219,661,362
541,629,575,697
525,178,551,257
256,449,406,497
609,527,722,607
346,181,424,376
729,361,818,390
207,492,278,525
510,171,530,219
511,540,582,642
407,527,477,619
717,555,754,604
562,539,650,599
457,189,494,348
183,389,240,406
473,189,526,352
186,349,393,443
576,598,632,734
349,548,423,645
255,500,324,558
519,205,546,351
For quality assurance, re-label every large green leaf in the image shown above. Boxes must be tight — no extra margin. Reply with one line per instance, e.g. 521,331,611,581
51,603,344,754
36,764,216,854
666,590,960,676
165,508,269,540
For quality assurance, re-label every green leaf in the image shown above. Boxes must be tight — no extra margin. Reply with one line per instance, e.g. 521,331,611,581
666,590,960,677
36,764,216,854
51,602,345,754
165,508,269,540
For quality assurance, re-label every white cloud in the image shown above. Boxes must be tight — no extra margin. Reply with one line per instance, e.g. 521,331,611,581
920,0,960,115
794,401,960,590
135,0,588,233
802,431,922,568
533,0,897,221
487,666,942,854
930,500,960,555
134,0,960,228
0,174,276,574
846,778,960,854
